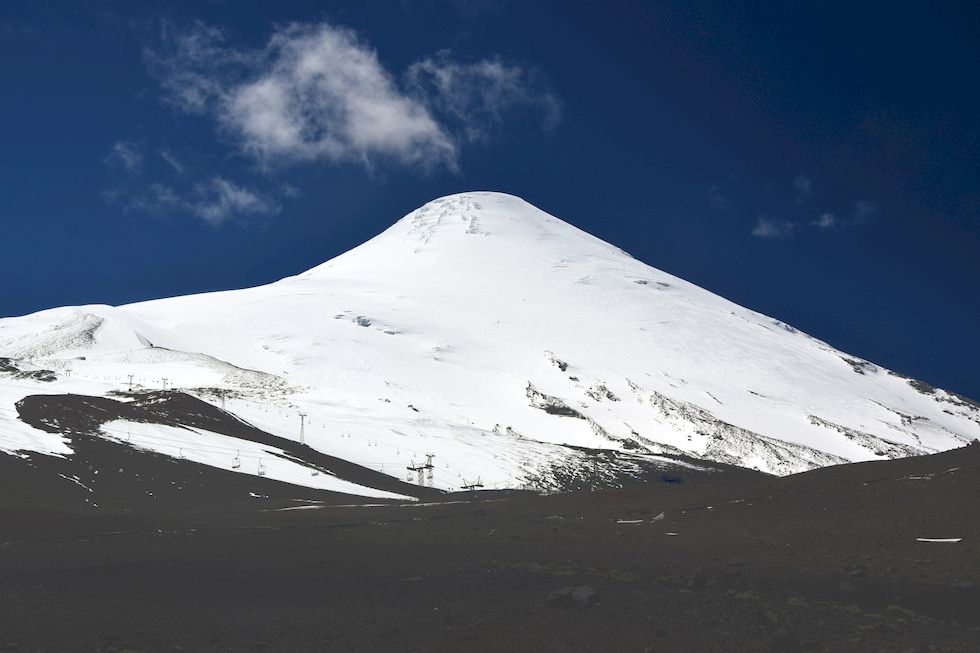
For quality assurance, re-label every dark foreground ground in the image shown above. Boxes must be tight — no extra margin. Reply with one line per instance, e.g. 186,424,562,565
1,442,978,652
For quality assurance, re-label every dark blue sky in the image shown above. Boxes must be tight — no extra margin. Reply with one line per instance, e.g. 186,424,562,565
1,1,978,398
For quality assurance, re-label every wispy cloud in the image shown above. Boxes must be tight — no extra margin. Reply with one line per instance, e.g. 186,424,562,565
793,174,812,203
853,199,878,223
0,18,40,43
806,201,876,235
105,141,144,173
707,184,729,210
751,216,798,240
103,182,178,214
707,174,740,211
406,52,560,142
147,22,244,115
720,171,875,240
145,21,558,172
190,177,279,225
811,212,837,230
159,148,184,173
279,183,301,198
104,177,278,225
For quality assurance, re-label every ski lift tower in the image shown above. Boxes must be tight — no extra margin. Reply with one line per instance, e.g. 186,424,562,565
407,460,426,486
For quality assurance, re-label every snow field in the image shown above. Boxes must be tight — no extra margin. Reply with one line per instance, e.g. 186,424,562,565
1,192,977,482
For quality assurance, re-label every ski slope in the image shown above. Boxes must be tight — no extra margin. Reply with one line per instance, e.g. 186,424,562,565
1,192,978,490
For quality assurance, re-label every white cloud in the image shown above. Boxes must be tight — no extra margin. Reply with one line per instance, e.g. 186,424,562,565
793,174,812,203
105,141,144,173
751,216,797,240
811,212,837,230
231,24,455,168
146,21,557,171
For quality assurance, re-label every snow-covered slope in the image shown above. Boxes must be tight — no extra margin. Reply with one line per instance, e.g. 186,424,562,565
2,192,978,490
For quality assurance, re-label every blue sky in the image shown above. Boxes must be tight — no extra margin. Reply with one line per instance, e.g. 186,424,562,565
1,1,978,398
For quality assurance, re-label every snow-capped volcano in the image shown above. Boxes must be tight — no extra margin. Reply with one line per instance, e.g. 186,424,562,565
1,192,978,494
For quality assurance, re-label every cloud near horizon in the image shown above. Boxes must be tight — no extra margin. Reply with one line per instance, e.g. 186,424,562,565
145,21,558,172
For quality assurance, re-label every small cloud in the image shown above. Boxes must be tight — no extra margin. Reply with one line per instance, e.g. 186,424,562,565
811,212,837,231
159,148,184,174
793,174,812,203
105,141,144,173
804,203,874,234
853,200,877,223
190,177,280,225
751,216,797,240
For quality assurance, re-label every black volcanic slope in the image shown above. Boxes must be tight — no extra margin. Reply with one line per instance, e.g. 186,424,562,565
7,390,444,511
3,390,761,514
0,439,977,652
